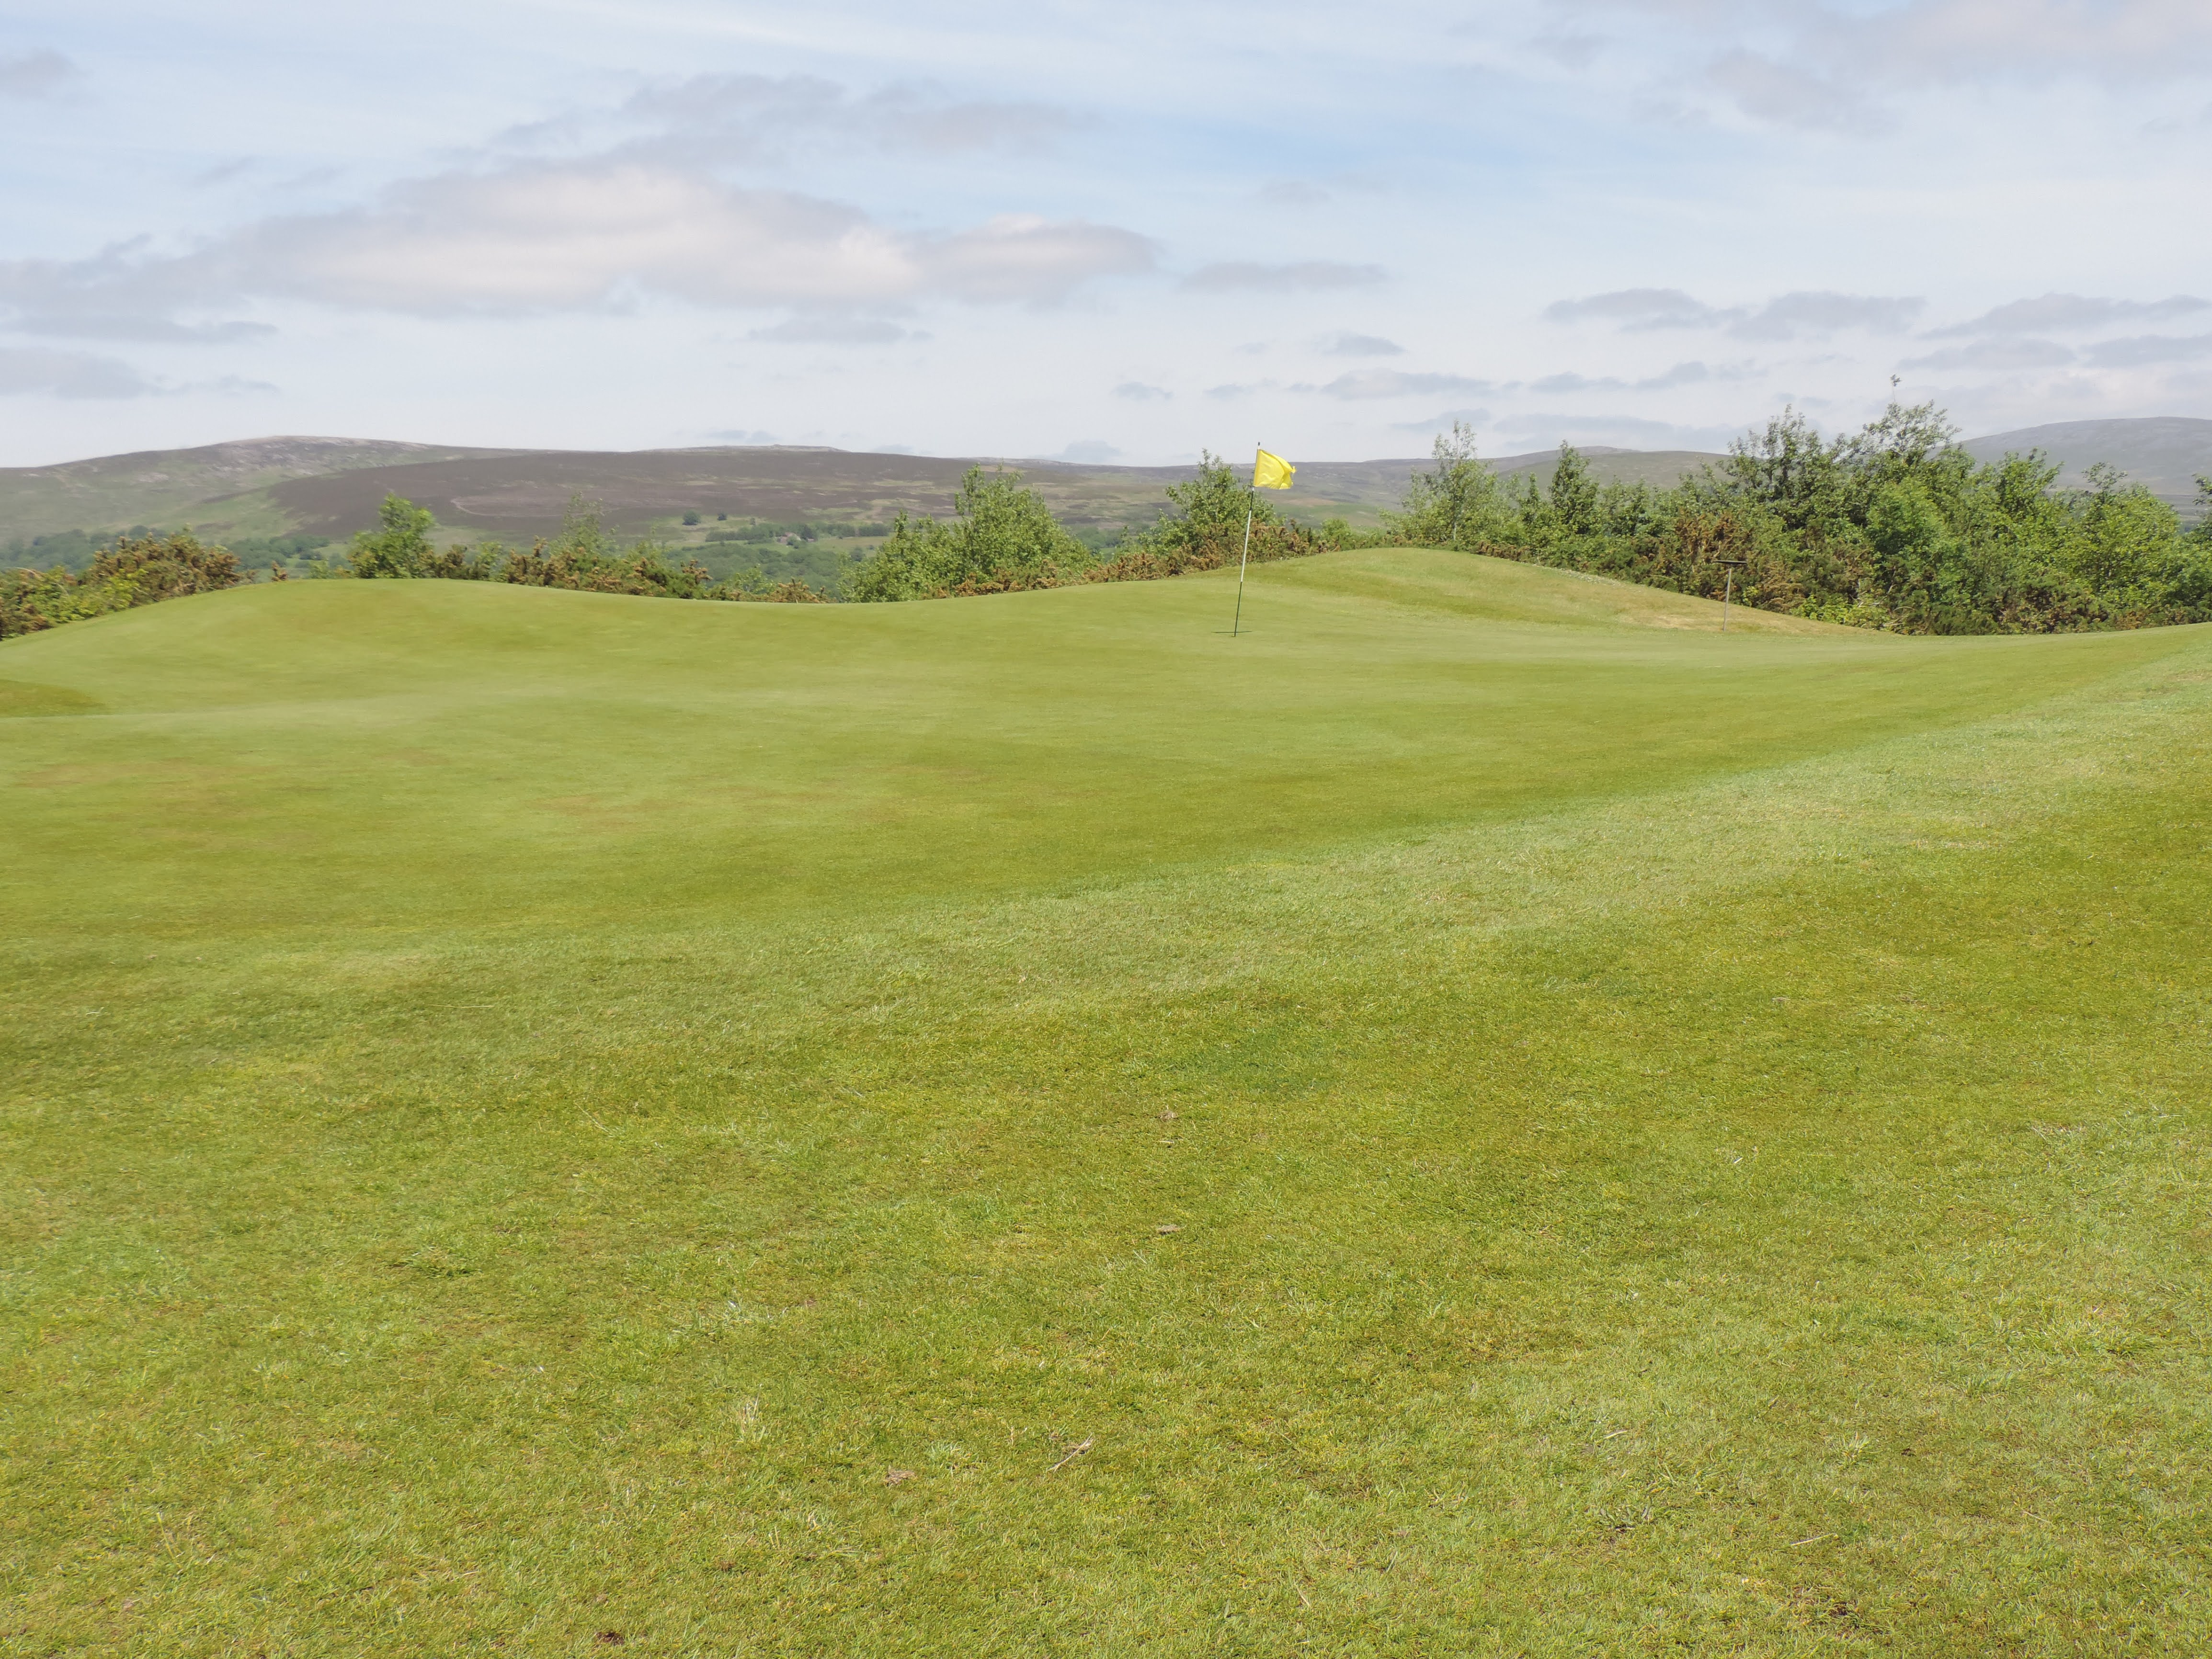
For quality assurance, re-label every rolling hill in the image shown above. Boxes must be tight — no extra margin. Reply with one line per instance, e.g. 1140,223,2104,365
0,436,1727,557
1962,416,2212,505
4,553,2208,1652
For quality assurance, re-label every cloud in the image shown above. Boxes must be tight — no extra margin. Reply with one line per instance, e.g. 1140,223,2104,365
0,346,153,398
1182,261,1386,294
1049,440,1124,463
1534,30,1606,70
1706,50,1868,132
1322,332,1404,356
2079,333,2212,368
1548,287,1920,338
747,316,913,344
0,247,276,343
1928,293,2212,336
1737,292,1922,338
1587,0,2212,128
1315,370,1495,399
0,50,80,100
1257,179,1332,206
705,430,777,443
1113,381,1171,400
1547,288,1716,329
1389,406,1493,432
1900,338,2078,371
1486,409,1745,450
609,74,1083,165
0,164,1155,331
1529,360,1716,394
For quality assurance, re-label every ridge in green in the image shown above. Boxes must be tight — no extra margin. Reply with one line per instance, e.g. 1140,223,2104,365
3,549,2208,1655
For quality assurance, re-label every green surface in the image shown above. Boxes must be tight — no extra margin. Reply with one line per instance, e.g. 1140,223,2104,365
3,549,2208,1654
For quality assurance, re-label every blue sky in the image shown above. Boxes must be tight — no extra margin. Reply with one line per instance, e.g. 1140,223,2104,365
3,0,2211,465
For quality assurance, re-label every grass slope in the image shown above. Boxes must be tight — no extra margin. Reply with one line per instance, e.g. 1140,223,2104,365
3,550,2208,1655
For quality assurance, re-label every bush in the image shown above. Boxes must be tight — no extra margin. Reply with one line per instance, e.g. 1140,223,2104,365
350,494,436,578
847,468,1095,601
1382,403,2212,635
1,530,245,638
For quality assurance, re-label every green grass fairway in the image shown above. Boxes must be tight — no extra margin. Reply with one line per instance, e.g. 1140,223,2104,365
4,550,2208,1655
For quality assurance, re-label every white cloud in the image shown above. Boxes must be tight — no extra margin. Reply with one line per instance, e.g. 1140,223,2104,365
1530,360,1718,392
1578,0,2212,128
747,316,915,344
1049,439,1123,462
1316,369,1495,399
1546,287,1716,328
1901,338,2078,371
0,50,79,100
0,165,1155,330
1390,406,1494,432
1548,287,1920,338
1322,333,1404,356
1113,381,1172,400
1183,261,1386,293
0,346,151,398
1929,293,2212,336
1488,408,1746,450
605,74,1083,165
2080,333,2212,368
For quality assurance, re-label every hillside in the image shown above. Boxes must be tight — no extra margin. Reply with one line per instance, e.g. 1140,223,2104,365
4,556,2208,1652
0,436,1723,556
0,436,523,548
1962,416,2212,505
9,419,2205,560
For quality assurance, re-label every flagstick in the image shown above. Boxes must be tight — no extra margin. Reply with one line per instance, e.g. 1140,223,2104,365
1231,503,1254,636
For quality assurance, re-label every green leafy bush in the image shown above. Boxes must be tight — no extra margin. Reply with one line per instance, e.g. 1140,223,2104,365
1388,403,2212,634
846,468,1095,601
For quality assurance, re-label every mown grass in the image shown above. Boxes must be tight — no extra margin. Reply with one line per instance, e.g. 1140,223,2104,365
2,550,2207,1655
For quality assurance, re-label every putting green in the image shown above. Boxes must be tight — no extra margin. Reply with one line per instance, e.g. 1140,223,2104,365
3,551,2207,1654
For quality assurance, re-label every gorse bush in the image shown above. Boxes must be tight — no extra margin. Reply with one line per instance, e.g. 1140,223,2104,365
1396,403,2212,634
0,530,245,638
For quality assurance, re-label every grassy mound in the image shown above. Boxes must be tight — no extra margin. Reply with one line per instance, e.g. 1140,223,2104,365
4,550,2207,1654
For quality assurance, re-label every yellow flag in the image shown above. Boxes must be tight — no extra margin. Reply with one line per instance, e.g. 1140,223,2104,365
1252,448,1295,489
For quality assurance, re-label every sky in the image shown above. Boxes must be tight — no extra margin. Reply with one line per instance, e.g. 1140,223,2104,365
3,0,2211,466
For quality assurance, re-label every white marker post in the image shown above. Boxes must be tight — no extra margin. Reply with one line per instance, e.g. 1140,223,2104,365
1231,496,1254,637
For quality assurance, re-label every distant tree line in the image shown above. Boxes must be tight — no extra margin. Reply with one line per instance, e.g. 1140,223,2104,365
1389,405,2212,634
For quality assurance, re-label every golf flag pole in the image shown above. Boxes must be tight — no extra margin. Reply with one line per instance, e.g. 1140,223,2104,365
1235,446,1296,636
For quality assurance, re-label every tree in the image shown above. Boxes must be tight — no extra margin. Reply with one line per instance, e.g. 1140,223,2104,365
2069,464,2184,596
1383,422,1507,548
846,467,1092,601
1546,443,1599,536
350,494,436,578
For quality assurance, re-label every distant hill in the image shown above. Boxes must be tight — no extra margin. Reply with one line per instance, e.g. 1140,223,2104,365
0,437,524,547
0,436,1726,554
44,422,2212,553
1961,417,2212,507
